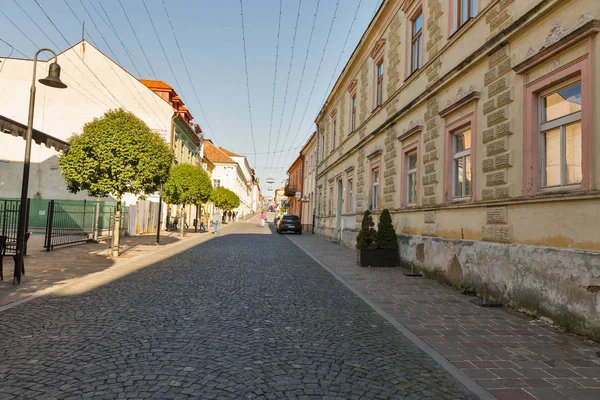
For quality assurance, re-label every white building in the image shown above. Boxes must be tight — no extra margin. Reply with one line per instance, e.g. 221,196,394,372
204,141,254,215
0,40,174,204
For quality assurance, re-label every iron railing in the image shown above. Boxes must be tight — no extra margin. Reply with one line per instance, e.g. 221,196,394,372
284,185,297,197
44,200,128,250
0,199,28,254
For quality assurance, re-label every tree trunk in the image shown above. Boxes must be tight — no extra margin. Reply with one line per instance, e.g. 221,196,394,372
112,199,122,257
180,205,185,237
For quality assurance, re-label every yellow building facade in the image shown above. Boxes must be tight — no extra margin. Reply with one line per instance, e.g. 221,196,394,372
314,0,600,338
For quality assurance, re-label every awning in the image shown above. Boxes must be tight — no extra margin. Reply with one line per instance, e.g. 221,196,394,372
0,115,69,153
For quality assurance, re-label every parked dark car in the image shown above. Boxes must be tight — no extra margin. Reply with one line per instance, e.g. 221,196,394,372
277,214,302,234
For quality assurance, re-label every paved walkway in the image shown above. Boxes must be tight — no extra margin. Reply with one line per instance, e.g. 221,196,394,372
288,233,600,400
0,222,238,309
0,221,476,399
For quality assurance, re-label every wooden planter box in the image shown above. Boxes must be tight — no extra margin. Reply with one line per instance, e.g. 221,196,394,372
357,248,398,268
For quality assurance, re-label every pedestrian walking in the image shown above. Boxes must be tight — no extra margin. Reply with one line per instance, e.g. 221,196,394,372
259,211,266,227
228,210,232,222
232,211,236,222
213,210,221,235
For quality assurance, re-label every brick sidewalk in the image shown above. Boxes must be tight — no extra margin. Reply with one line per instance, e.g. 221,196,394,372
0,223,235,309
288,233,600,400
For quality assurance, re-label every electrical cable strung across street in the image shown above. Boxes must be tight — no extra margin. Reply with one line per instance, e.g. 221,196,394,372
274,0,322,170
283,0,365,169
264,0,283,170
1,4,115,110
268,0,303,171
274,0,340,168
162,0,217,143
239,0,258,165
76,0,169,128
117,0,157,79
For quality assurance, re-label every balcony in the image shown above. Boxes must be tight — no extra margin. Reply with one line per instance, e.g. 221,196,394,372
284,185,297,197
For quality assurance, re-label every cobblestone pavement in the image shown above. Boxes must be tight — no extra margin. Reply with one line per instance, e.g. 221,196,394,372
0,222,477,399
287,232,600,400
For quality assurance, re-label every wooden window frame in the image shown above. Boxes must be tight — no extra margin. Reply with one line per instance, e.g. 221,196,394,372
346,175,354,213
376,60,384,108
410,10,423,74
523,56,593,195
350,94,357,133
451,127,473,199
369,156,381,211
443,112,477,203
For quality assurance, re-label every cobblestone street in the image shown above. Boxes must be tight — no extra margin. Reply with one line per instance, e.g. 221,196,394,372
0,221,477,399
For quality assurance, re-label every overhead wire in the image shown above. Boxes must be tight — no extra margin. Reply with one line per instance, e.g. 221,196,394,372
268,0,303,170
82,0,172,122
239,0,258,165
1,4,115,110
274,0,321,169
284,0,364,169
0,40,16,76
93,0,145,77
161,0,217,143
142,0,186,102
117,0,157,79
263,0,283,170
274,0,340,169
63,0,167,128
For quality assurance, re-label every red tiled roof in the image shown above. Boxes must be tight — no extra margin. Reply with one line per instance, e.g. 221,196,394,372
139,79,173,90
204,141,236,164
219,147,241,157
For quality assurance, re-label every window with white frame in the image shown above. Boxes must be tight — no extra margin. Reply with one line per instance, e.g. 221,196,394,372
371,168,380,210
540,82,582,187
347,177,354,213
456,0,477,29
213,179,221,188
350,95,357,132
452,128,472,198
331,119,337,151
406,152,418,205
411,11,423,73
376,61,384,107
329,186,334,215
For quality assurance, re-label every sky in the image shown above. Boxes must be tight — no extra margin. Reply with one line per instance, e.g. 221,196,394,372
0,0,383,191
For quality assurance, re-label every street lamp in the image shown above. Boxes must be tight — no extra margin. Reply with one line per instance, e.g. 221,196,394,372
14,48,67,285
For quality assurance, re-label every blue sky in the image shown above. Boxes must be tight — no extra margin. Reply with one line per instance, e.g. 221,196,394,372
0,0,382,189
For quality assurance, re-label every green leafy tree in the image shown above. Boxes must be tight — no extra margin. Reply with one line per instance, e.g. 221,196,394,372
356,210,377,250
376,209,398,249
59,109,173,256
162,164,213,236
211,187,240,212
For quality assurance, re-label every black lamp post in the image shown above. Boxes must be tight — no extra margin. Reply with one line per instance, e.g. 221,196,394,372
14,48,67,285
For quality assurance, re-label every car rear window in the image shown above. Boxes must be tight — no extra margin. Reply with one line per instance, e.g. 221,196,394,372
282,215,299,221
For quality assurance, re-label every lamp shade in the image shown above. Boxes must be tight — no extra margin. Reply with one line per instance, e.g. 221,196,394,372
38,62,67,89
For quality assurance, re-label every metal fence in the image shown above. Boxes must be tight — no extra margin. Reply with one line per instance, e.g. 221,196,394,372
0,199,26,254
44,200,129,251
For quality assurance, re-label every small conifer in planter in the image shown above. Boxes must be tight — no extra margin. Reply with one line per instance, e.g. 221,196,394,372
356,210,377,251
376,209,398,250
357,209,398,267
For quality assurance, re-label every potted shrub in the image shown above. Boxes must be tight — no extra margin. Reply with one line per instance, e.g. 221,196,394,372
357,209,399,267
356,210,377,265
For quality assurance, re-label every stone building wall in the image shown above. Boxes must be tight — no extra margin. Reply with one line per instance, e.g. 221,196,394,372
312,0,600,338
